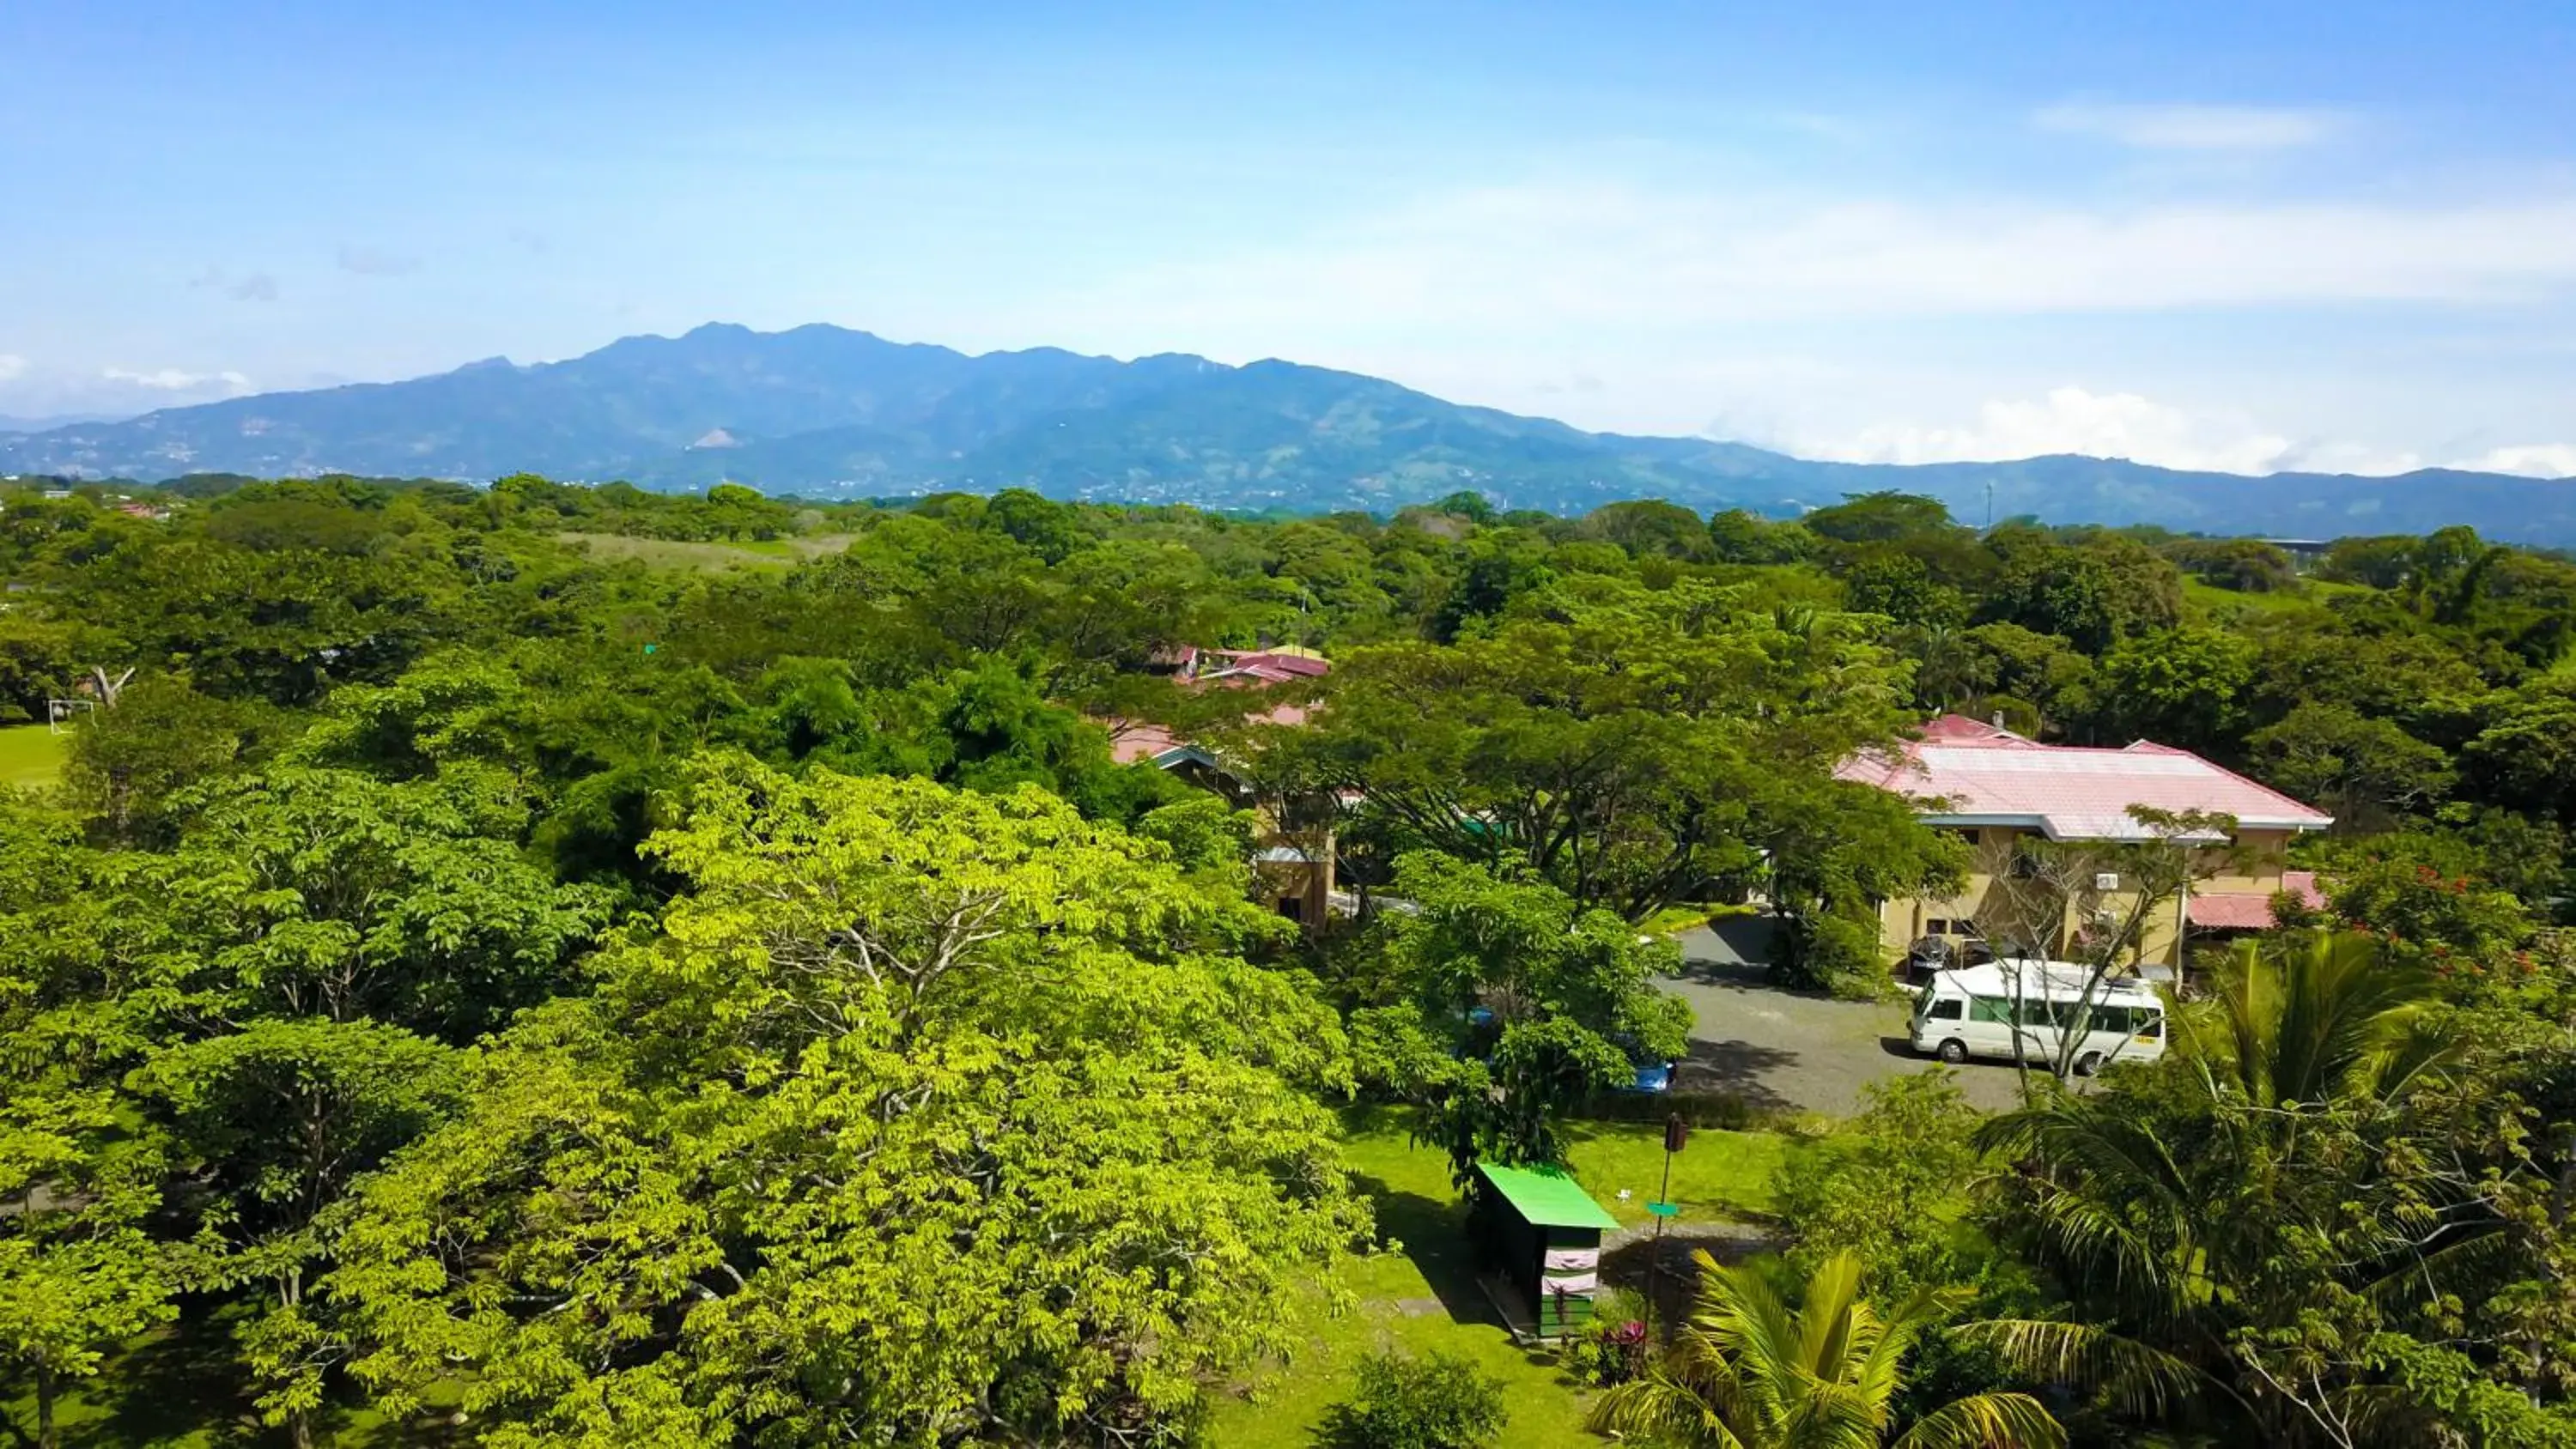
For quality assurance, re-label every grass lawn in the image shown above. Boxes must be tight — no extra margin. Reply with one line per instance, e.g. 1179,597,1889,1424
2179,575,2366,625
1206,1109,1812,1448
0,721,67,788
2,1307,461,1449
555,530,858,573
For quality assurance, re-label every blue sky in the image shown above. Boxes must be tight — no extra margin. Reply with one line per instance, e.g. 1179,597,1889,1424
5,0,2573,476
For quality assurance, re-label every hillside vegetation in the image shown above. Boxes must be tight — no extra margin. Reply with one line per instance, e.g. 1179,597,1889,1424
9,323,2576,540
2,475,2573,1448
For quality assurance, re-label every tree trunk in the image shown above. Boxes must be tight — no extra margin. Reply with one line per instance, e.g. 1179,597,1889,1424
34,1361,55,1449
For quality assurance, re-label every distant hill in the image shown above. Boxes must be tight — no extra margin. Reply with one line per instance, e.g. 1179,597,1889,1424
0,409,131,434
7,322,2573,542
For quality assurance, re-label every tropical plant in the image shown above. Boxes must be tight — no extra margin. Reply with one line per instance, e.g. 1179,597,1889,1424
1589,1249,2064,1449
1322,1349,1510,1449
1970,930,2478,1445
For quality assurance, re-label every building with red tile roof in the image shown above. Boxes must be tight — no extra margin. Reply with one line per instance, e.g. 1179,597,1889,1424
1842,715,2334,968
1102,648,1334,925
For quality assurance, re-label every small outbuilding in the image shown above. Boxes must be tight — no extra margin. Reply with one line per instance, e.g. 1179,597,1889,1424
1469,1161,1622,1339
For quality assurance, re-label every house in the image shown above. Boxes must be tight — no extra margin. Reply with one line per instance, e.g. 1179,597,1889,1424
1107,649,1335,925
1837,714,2333,969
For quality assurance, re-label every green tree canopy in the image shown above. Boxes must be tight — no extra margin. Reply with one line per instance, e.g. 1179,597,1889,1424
325,760,1367,1446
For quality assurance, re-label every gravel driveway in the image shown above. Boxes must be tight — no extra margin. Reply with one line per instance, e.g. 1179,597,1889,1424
1660,918,2027,1116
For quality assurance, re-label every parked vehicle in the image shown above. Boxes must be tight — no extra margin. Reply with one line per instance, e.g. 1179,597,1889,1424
1908,960,2166,1075
1902,917,1995,979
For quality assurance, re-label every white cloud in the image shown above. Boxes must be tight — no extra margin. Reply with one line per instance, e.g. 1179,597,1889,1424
1050,184,2576,343
2459,443,2576,478
1813,386,2302,474
0,355,27,383
101,367,254,393
2033,102,2343,152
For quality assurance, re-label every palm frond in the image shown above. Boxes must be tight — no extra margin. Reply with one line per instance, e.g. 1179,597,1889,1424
1956,1319,2216,1420
1588,1368,1754,1449
1889,1391,2068,1449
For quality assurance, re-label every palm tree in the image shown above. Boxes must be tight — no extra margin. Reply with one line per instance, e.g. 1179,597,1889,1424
2190,929,2458,1113
1967,929,2468,1446
1589,1249,2064,1449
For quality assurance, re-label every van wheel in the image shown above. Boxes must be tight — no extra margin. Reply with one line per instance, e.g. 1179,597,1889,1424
1936,1039,1968,1064
2073,1051,2105,1077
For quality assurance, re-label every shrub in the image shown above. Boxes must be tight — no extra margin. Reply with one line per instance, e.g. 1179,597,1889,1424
1774,1070,1978,1295
1566,1318,1649,1379
1321,1349,1510,1449
1768,908,1887,998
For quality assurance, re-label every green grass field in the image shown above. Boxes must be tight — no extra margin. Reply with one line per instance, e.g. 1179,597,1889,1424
1206,1110,1809,1448
2179,574,2368,624
555,530,858,573
0,721,67,788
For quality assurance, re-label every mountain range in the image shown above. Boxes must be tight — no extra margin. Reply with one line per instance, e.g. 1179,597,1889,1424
6,323,2573,543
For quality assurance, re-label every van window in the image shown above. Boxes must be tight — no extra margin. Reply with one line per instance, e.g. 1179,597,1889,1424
2135,1013,2164,1040
1924,997,1962,1022
1969,996,2014,1025
1925,918,1949,937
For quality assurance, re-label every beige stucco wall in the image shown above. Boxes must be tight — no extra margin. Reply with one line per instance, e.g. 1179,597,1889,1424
1874,826,2301,969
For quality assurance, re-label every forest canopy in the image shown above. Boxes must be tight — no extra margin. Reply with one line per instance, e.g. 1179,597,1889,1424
3,475,2573,1447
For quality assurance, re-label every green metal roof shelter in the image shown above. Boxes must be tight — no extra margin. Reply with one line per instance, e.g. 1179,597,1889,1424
1469,1162,1619,1339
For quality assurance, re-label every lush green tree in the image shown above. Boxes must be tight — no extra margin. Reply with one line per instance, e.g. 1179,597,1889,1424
1706,508,1818,564
0,1090,178,1449
1802,492,1959,545
1582,499,1710,561
0,615,82,724
325,760,1366,1446
1352,853,1690,1176
133,1019,460,1447
1984,539,2182,657
2249,700,2453,831
1844,549,1969,630
1432,489,1497,524
2318,837,2535,972
1590,1250,2064,1449
1765,777,1970,997
1281,574,1919,922
2464,688,2576,822
2087,626,2257,752
63,674,275,846
1776,1071,1982,1296
137,766,611,1039
2170,537,2300,593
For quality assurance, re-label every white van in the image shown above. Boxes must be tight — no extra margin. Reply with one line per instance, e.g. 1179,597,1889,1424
1909,960,2166,1076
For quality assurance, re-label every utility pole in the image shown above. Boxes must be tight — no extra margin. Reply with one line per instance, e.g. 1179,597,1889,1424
1984,480,1995,531
1646,1113,1686,1314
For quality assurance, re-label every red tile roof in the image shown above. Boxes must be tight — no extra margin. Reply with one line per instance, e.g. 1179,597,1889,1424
2188,870,2326,931
1839,715,2334,840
